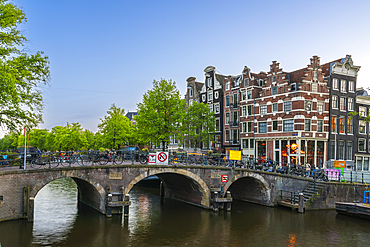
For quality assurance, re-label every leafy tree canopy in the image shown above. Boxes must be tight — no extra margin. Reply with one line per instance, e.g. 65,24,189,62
135,79,185,148
0,0,50,132
98,104,132,150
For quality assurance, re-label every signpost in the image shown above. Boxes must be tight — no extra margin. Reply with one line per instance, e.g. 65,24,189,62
156,152,168,165
148,153,156,164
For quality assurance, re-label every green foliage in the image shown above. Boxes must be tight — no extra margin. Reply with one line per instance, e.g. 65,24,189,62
180,101,216,149
98,103,132,150
135,79,186,148
0,0,50,132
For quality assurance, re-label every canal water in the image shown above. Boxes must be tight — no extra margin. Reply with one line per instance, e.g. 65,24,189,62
0,178,369,247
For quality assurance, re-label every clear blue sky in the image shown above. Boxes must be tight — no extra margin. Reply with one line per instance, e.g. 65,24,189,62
2,0,370,136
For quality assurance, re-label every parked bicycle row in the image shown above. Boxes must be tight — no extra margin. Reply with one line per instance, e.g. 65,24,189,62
2,150,367,183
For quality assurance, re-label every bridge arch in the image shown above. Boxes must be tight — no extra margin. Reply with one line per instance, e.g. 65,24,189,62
124,168,210,208
225,172,272,206
29,170,106,213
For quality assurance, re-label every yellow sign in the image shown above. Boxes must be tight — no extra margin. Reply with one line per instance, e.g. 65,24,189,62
229,150,242,161
334,161,345,168
109,172,122,180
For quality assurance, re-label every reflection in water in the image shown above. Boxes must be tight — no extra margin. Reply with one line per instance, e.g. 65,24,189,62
33,178,78,246
0,178,370,246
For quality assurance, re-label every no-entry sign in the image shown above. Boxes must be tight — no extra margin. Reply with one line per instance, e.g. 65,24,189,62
156,152,168,165
221,174,228,183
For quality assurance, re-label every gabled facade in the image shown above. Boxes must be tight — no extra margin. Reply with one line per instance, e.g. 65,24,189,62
326,55,361,168
223,74,242,152
199,66,224,152
240,56,330,167
354,89,370,171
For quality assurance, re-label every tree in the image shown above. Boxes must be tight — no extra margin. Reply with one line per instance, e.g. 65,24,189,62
135,79,185,150
27,128,48,151
180,102,215,149
0,0,50,132
98,104,132,150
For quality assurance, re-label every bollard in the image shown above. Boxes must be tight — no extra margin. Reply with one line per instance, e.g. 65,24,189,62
124,194,130,217
28,197,34,222
213,192,219,211
106,193,112,217
298,193,304,213
226,191,232,211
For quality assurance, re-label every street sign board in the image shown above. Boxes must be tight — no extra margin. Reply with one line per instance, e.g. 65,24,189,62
148,153,156,164
156,152,168,165
334,160,345,168
221,174,228,183
229,150,241,161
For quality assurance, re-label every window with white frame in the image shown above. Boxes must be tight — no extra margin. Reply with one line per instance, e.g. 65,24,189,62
283,119,294,132
202,94,206,102
348,81,354,92
339,141,345,160
189,88,193,97
284,101,292,112
208,91,213,101
208,104,213,112
260,105,267,115
305,119,311,131
332,95,338,108
340,97,346,111
332,78,339,90
215,118,220,132
331,116,336,133
272,103,278,112
272,75,276,83
242,139,249,148
347,142,353,160
247,90,252,99
317,120,323,132
317,102,324,112
226,81,230,90
340,80,346,92
214,103,220,114
244,78,249,87
207,78,212,87
259,122,267,133
359,120,366,134
359,138,366,152
242,106,246,116
215,91,219,99
305,101,312,111
348,98,354,111
273,120,278,131
359,106,367,117
225,113,230,124
247,105,252,115
225,130,230,141
259,80,264,87
272,86,278,95
247,122,253,132
226,95,229,107
242,91,246,101
242,122,247,132
347,118,353,134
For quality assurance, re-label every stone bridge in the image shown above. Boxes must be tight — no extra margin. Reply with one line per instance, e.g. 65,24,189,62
0,164,363,222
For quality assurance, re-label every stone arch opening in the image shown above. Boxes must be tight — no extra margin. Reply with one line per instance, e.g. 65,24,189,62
30,174,106,221
226,173,272,206
125,169,210,208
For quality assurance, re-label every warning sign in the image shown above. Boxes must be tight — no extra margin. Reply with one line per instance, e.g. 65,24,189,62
156,152,168,165
221,174,228,183
148,153,156,164
229,150,242,161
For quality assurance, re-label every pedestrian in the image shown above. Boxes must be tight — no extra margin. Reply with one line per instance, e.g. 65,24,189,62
305,163,311,177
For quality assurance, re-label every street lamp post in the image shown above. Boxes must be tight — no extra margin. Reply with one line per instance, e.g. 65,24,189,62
253,100,256,165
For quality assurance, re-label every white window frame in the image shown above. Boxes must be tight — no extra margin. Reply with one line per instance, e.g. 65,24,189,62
208,91,213,101
332,95,338,109
260,105,267,115
333,78,339,90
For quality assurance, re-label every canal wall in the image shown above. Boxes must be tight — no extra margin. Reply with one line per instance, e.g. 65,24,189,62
306,182,368,210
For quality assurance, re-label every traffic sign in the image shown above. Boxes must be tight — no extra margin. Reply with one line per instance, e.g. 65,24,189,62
156,152,168,165
221,174,228,183
148,153,156,164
